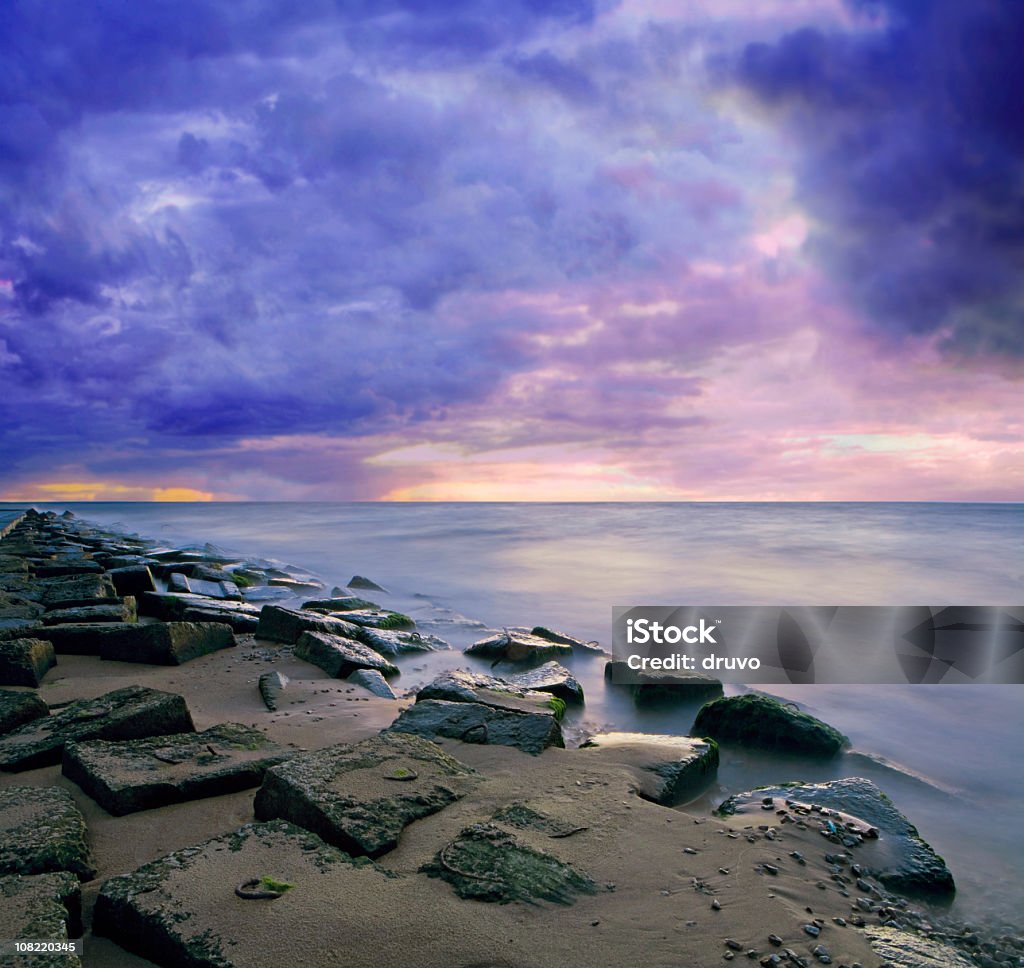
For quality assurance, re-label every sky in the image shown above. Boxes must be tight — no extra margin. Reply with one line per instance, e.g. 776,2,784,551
1,0,1022,502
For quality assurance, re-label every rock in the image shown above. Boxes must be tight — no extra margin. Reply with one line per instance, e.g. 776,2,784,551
168,573,241,600
139,591,260,626
254,733,477,857
39,574,116,609
347,575,387,592
104,565,157,597
717,778,955,897
258,671,289,710
267,576,322,592
465,629,573,666
36,621,235,664
0,871,83,965
182,605,259,633
256,605,362,644
692,694,848,757
41,599,137,625
0,637,56,686
423,822,598,904
330,608,414,630
356,626,449,655
605,660,723,705
294,631,399,678
416,669,569,717
0,689,49,734
579,732,719,806
62,723,294,816
0,686,194,772
528,626,607,654
35,561,103,578
302,597,379,612
866,925,973,967
388,698,564,756
346,669,397,699
0,786,95,880
510,661,585,704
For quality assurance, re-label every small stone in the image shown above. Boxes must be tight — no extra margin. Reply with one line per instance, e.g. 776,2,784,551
762,864,779,876
769,934,783,946
803,924,821,937
711,899,722,910
725,939,743,951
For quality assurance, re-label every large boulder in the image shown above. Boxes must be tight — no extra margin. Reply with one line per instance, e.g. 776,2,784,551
865,925,973,967
0,786,95,880
0,871,83,965
0,636,56,686
93,820,391,967
579,732,719,806
39,574,116,609
139,592,260,630
63,723,294,816
510,661,584,704
422,822,598,904
36,621,234,664
0,686,194,771
294,631,399,679
256,605,362,644
717,777,955,898
254,733,478,857
105,564,156,597
329,608,414,630
692,693,848,757
388,698,564,756
465,629,573,666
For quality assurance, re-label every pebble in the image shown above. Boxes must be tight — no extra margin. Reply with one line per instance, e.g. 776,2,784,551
768,934,783,946
762,864,779,876
684,847,698,855
725,939,743,951
712,899,722,911
803,924,821,937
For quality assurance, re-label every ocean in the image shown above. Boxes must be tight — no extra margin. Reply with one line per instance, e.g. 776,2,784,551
16,501,1024,929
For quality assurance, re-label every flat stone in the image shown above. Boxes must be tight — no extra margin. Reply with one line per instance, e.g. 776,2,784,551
388,698,564,756
139,591,260,624
865,926,973,967
182,605,259,633
0,686,194,772
41,599,137,625
39,574,116,609
63,723,294,816
36,621,235,664
423,822,598,904
346,669,397,699
0,786,95,880
0,871,83,965
302,597,380,612
605,660,723,705
256,605,362,644
579,732,719,806
329,608,414,630
509,661,584,704
35,561,103,578
294,631,399,678
692,693,848,757
0,637,56,687
416,669,567,717
254,733,477,857
0,689,49,734
92,820,391,967
717,778,955,897
465,629,573,666
355,626,448,655
105,565,156,597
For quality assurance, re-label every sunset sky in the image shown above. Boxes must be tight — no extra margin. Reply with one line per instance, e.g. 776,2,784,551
1,0,1022,502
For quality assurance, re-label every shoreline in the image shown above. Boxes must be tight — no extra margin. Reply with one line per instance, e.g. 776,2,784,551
1,508,1021,968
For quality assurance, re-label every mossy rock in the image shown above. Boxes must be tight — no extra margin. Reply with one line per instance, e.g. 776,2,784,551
0,786,95,880
692,693,847,757
423,823,598,904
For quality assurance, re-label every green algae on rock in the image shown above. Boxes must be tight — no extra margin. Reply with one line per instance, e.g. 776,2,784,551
692,693,848,757
0,786,95,881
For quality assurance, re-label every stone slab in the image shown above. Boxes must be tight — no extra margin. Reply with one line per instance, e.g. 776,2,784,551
0,786,95,880
388,698,564,756
0,686,194,772
0,871,83,966
41,600,137,625
254,732,478,858
294,631,398,678
257,605,362,644
39,575,116,609
0,637,56,687
63,723,294,816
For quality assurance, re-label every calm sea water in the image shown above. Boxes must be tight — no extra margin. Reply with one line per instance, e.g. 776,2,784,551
19,501,1024,928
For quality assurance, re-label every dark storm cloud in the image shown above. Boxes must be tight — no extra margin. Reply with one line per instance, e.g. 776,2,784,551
723,0,1024,354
